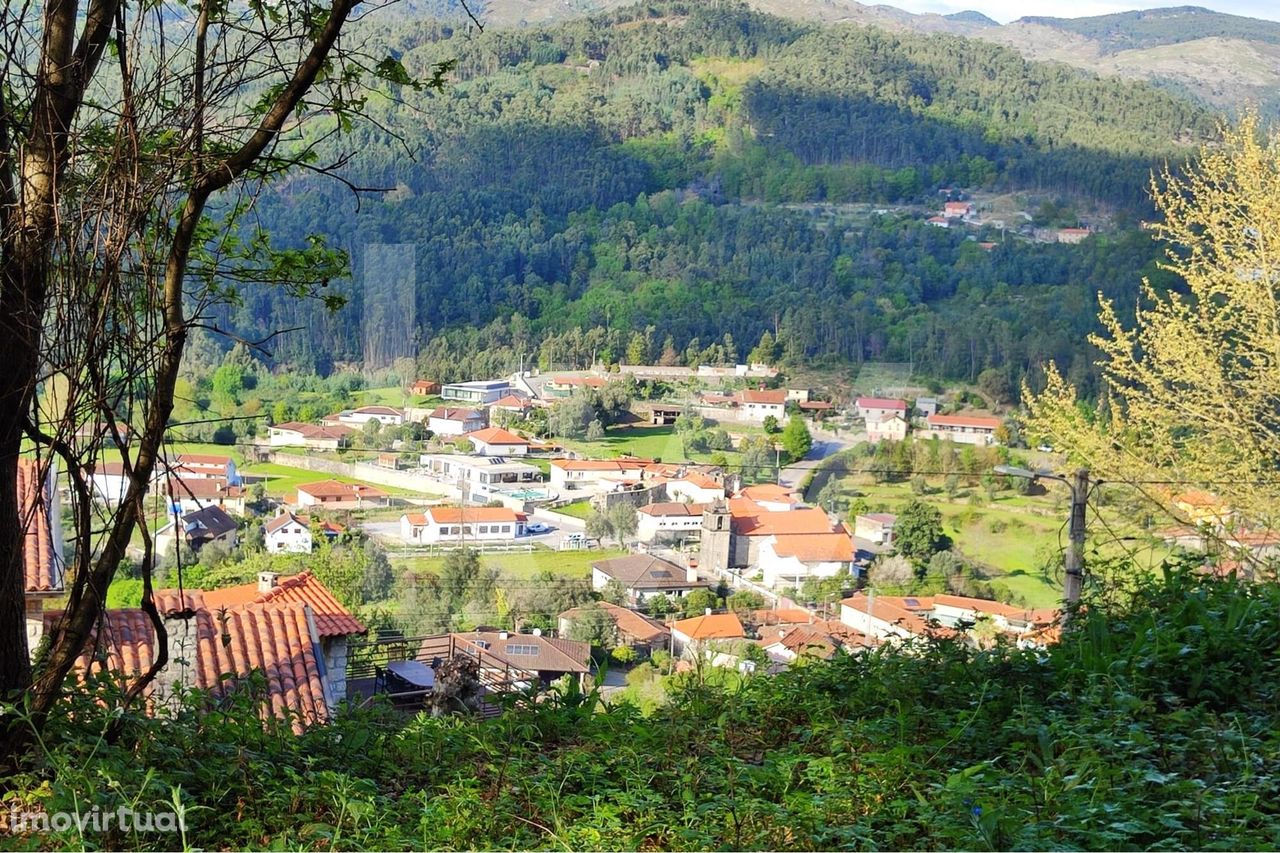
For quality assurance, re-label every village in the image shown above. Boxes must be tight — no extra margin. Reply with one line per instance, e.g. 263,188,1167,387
20,353,1271,733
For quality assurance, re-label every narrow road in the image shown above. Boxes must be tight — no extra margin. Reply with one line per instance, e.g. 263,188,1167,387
777,428,863,495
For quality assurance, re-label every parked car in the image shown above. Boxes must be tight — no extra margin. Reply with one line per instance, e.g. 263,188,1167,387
526,521,550,534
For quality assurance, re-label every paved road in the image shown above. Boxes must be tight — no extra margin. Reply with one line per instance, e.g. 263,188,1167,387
777,429,863,494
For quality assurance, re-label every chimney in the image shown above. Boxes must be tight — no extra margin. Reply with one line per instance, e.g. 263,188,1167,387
687,565,699,584
154,611,202,711
705,607,713,616
258,571,279,593
499,630,509,640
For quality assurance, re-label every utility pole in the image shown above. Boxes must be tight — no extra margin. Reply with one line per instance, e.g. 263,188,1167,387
1063,468,1089,611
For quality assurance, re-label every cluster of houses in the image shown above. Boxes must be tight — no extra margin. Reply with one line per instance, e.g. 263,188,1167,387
923,195,1094,246
856,396,1003,447
1158,490,1280,578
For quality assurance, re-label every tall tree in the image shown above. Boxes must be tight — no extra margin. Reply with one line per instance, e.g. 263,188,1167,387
1023,116,1280,529
0,0,446,755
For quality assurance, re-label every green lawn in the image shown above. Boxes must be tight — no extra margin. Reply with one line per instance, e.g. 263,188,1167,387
389,546,627,579
355,386,409,407
238,461,430,499
559,424,750,465
555,500,594,519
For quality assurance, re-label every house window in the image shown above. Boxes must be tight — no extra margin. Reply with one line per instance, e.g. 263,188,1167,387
479,525,489,534
500,525,510,533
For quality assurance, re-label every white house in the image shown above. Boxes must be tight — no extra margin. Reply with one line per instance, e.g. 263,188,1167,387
325,406,404,427
867,414,908,443
466,426,531,456
550,458,650,493
757,532,855,589
736,389,787,422
417,454,543,499
400,506,525,544
89,461,135,505
636,502,708,543
164,476,247,516
669,612,746,659
427,406,487,437
171,453,240,484
854,513,897,546
267,421,354,450
264,511,313,554
923,413,1002,446
855,397,908,423
441,380,510,406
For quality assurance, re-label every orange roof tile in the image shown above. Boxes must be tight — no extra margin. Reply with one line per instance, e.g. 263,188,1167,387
739,389,787,405
296,480,388,499
198,573,365,638
18,459,61,594
769,532,855,562
671,612,745,641
732,506,835,537
927,413,1001,430
491,394,531,409
467,426,529,445
421,506,520,525
43,601,329,732
737,483,800,504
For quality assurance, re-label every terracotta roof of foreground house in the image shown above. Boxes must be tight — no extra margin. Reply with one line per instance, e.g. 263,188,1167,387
42,601,329,732
198,572,366,638
296,480,388,499
18,459,61,594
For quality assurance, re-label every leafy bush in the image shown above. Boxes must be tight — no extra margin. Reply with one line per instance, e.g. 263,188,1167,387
7,567,1280,850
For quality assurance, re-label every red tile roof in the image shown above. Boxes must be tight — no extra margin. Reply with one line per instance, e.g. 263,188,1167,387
296,480,388,500
769,532,855,562
420,506,520,525
926,413,1001,430
637,502,708,517
18,459,61,594
739,389,787,405
490,394,532,409
165,477,244,500
672,612,745,641
798,400,834,410
175,453,234,467
272,422,355,440
856,397,908,410
467,426,529,446
429,406,484,422
737,483,800,504
453,632,591,673
731,505,836,537
199,572,365,638
43,600,330,732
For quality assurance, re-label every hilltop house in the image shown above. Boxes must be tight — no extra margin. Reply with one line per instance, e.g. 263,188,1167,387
854,513,897,546
549,458,650,493
451,631,592,689
867,414,909,443
441,380,510,406
409,380,441,396
670,612,746,658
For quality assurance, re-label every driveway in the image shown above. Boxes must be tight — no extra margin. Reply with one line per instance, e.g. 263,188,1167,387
778,429,863,495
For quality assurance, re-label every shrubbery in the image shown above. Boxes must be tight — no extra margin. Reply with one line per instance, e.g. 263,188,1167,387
6,566,1280,850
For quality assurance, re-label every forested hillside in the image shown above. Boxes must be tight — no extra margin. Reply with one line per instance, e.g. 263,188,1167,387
221,1,1211,394
1016,5,1280,51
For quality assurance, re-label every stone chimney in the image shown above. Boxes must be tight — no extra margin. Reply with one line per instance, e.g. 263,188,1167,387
258,571,279,593
153,611,202,711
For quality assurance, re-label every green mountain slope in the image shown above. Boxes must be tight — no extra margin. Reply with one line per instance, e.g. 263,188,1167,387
214,2,1208,395
1014,5,1280,52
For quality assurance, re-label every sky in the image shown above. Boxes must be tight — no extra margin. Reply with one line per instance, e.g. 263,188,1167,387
885,0,1280,23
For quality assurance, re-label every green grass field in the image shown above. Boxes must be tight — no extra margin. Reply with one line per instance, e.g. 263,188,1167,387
555,500,594,519
238,461,431,499
389,546,626,579
559,424,759,465
355,386,409,407
832,476,1173,608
